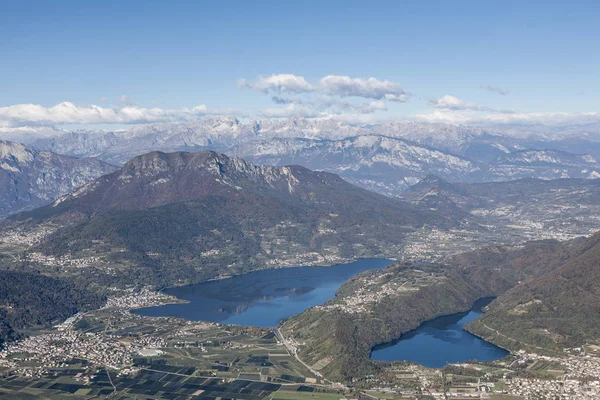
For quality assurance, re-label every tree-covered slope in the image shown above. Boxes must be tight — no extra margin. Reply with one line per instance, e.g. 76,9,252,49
467,232,600,351
0,270,105,348
280,262,515,382
11,150,455,287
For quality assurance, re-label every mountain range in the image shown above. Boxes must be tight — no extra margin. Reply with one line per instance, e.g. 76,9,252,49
10,150,453,287
231,135,480,196
20,118,600,159
16,118,600,197
1,135,600,381
401,174,600,239
0,140,117,218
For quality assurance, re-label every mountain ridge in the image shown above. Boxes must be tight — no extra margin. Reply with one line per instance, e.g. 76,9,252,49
13,150,454,287
0,140,117,218
23,118,600,197
466,231,600,351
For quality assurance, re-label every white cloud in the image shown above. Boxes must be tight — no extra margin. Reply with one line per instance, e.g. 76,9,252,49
238,74,313,94
423,95,595,126
319,75,410,102
430,95,481,111
429,95,515,115
481,111,600,126
481,84,509,96
263,95,388,118
0,102,230,127
415,109,475,124
241,73,410,102
258,107,389,124
241,73,408,120
329,112,390,124
416,109,600,126
384,94,409,102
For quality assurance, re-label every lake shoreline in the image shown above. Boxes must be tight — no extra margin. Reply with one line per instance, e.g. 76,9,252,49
133,258,395,327
370,297,510,367
162,256,397,289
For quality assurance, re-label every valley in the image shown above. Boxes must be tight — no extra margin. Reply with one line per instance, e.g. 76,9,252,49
1,255,599,399
3,3,600,399
1,149,600,399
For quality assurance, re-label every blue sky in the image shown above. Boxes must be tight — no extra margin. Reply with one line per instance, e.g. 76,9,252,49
1,0,599,128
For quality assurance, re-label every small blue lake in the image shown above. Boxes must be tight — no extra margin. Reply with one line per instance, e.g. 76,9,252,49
133,258,394,327
370,297,509,367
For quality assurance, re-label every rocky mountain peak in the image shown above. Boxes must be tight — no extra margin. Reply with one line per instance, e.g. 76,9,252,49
43,150,340,216
0,140,117,217
0,140,36,165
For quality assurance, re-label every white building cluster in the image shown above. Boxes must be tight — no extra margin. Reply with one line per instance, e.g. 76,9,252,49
0,331,132,371
104,288,185,310
500,352,600,399
26,252,101,268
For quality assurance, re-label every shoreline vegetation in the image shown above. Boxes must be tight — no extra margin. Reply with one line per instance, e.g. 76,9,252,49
278,262,512,381
119,264,513,388
368,297,508,359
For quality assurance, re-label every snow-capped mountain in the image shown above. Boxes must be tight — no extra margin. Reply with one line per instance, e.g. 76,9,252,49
0,140,117,217
369,121,498,154
230,135,480,196
17,117,600,196
484,149,600,180
30,130,123,159
30,118,496,159
0,126,69,143
28,117,600,161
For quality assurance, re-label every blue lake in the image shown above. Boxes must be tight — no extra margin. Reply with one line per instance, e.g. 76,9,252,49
133,258,394,327
370,297,509,367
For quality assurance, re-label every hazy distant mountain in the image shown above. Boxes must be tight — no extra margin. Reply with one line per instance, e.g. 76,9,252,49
29,118,505,163
15,150,452,286
0,126,70,144
401,175,600,240
32,130,123,159
403,175,600,210
0,141,117,218
27,117,600,158
484,149,600,180
23,118,600,195
231,135,480,196
31,118,366,163
234,135,600,195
